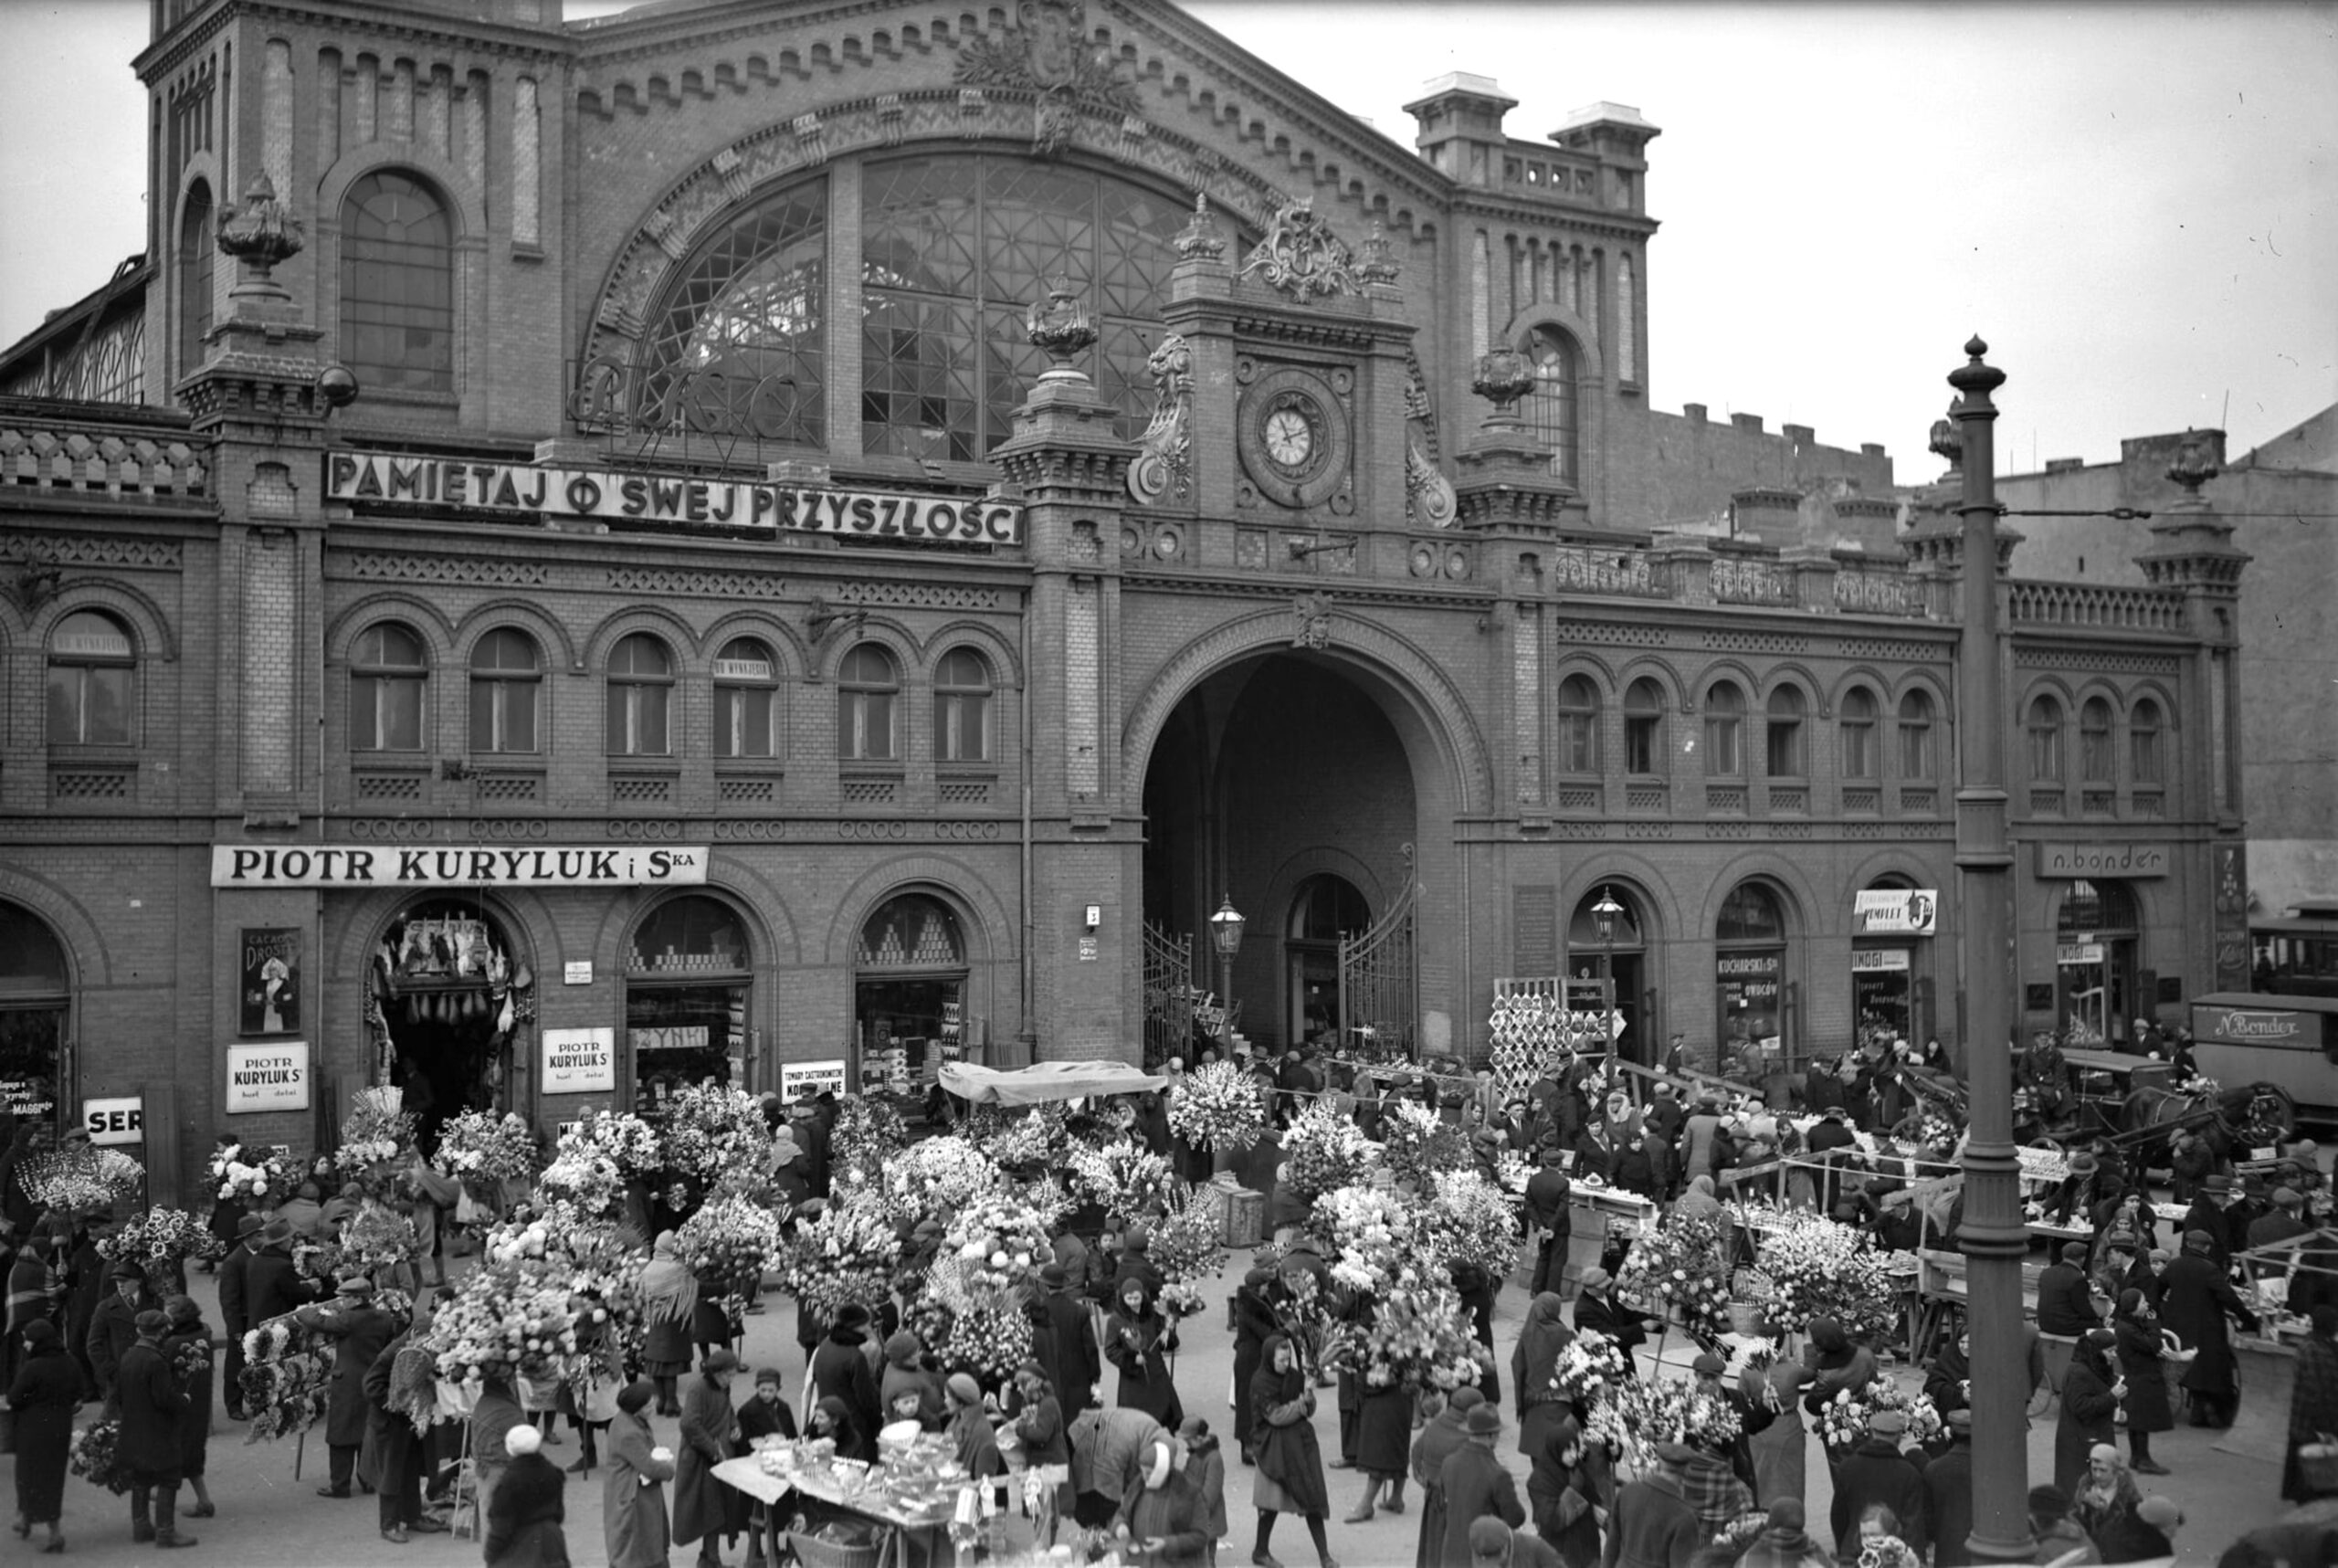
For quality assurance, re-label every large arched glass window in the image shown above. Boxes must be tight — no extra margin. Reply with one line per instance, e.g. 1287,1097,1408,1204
47,610,135,744
2027,695,2064,782
606,634,673,757
1624,678,1666,775
1839,688,1878,780
341,171,454,393
469,628,541,754
933,647,994,764
1897,689,1935,778
1524,324,1580,484
2080,697,2115,784
1555,675,1599,773
637,179,827,446
860,155,1192,459
1704,681,1745,776
179,180,214,380
712,637,780,759
2131,698,2164,787
351,622,426,752
837,643,900,763
1765,687,1806,777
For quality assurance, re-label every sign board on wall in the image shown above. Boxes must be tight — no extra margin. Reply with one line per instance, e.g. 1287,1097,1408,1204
211,845,709,889
542,1027,616,1094
779,1059,849,1104
631,1026,709,1054
2035,843,2170,878
1850,947,1912,973
226,1041,311,1113
1852,889,1938,936
2057,942,2106,966
83,1096,143,1145
238,928,302,1035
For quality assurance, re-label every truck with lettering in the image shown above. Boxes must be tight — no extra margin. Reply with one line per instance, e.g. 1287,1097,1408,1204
2188,992,2338,1125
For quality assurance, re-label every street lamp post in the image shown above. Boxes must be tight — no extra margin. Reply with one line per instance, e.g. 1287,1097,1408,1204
1945,338,2033,1563
1209,897,1247,1056
1592,887,1623,1058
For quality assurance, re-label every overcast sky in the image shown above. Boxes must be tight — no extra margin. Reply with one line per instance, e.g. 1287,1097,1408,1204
3,0,2332,474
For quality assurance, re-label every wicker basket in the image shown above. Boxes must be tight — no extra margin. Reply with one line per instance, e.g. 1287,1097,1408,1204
789,1529,883,1568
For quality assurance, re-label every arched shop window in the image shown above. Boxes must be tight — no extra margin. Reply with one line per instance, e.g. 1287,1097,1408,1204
1851,875,1926,1058
627,894,752,1111
1714,880,1787,1084
374,898,523,1145
0,901,71,1129
2057,879,2140,1047
854,893,966,1096
1564,884,1649,1062
1285,874,1369,1050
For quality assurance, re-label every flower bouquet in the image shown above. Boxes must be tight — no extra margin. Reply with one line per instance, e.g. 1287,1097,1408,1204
209,1142,286,1206
1148,1190,1227,1319
1912,1114,1961,1162
96,1207,223,1289
1858,1537,1923,1568
1308,1185,1439,1296
658,1084,772,1188
913,1279,1033,1384
831,1096,908,1191
1280,1100,1374,1199
17,1145,143,1215
421,1259,584,1388
964,1104,1069,1173
1064,1138,1174,1225
539,1145,624,1217
1165,1059,1267,1153
1325,1281,1481,1392
1426,1169,1520,1279
781,1196,900,1321
341,1199,421,1275
1585,1373,1742,1478
1615,1211,1732,1338
335,1086,418,1185
1754,1214,1897,1342
1552,1329,1633,1408
881,1135,1005,1228
676,1192,786,1316
241,1317,333,1442
68,1418,128,1493
1378,1100,1469,1189
942,1186,1061,1297
1813,1378,1941,1453
431,1110,537,1203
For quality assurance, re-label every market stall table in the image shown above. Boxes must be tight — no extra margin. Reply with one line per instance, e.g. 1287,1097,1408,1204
716,1437,973,1568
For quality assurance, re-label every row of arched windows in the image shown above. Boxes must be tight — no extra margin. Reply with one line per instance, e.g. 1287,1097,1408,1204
2025,692,2165,788
1551,675,1939,783
350,625,997,763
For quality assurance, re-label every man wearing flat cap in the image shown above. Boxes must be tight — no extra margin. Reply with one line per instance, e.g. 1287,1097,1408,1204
86,1258,152,1411
1468,1514,1563,1568
2159,1226,2259,1427
1602,1442,1698,1568
1828,1410,1925,1562
247,1215,324,1323
1922,1411,1975,1568
1438,1403,1523,1567
296,1274,400,1498
216,1212,266,1419
119,1306,197,1547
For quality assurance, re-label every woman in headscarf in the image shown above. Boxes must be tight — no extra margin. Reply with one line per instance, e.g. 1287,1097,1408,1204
5,1236,52,1390
1510,1292,1574,1468
1250,1333,1333,1568
160,1294,218,1520
1407,1387,1476,1568
639,1231,697,1418
943,1373,1006,1481
1232,1268,1280,1465
1122,1432,1211,1568
1532,1406,1610,1568
2284,1303,2338,1502
1751,1332,1815,1510
1675,1173,1724,1226
2111,1288,2173,1475
485,1425,569,1568
1107,1275,1185,1429
1011,1360,1074,1545
2054,1329,2122,1497
604,1381,674,1568
8,1319,77,1552
674,1349,741,1568
2074,1444,2158,1561
1802,1317,1878,1465
811,1394,875,1465
1343,1362,1412,1523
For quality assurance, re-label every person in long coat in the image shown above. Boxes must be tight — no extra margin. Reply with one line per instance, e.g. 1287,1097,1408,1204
244,1218,320,1323
117,1309,194,1548
1232,1268,1279,1463
1922,1413,1975,1568
1438,1405,1525,1568
159,1295,217,1520
85,1259,147,1409
486,1426,571,1568
1011,1360,1075,1542
4,1235,52,1391
810,1302,883,1443
215,1214,261,1419
1041,1263,1102,1423
1107,1275,1185,1430
2109,1289,2173,1474
672,1349,740,1568
1511,1293,1574,1467
1569,1269,1647,1373
604,1382,676,1568
2160,1227,2259,1427
2285,1304,2338,1503
1410,1389,1479,1568
62,1222,106,1398
731,1365,795,1557
1530,1409,1607,1568
1120,1432,1213,1568
8,1319,79,1552
1250,1334,1332,1568
363,1317,441,1543
2053,1329,2122,1497
1345,1373,1413,1521
295,1274,400,1498
639,1234,697,1419
1751,1347,1815,1510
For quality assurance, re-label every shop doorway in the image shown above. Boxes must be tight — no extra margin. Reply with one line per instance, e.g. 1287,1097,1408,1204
1715,880,1788,1081
854,894,967,1097
2057,879,2139,1047
0,902,70,1131
1286,875,1370,1049
375,898,522,1149
1565,887,1649,1062
625,895,751,1112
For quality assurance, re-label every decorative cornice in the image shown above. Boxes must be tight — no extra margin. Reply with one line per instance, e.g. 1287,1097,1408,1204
139,0,571,81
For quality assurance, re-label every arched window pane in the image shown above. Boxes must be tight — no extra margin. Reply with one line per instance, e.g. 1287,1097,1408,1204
2080,697,2114,783
713,637,779,760
2131,699,2163,787
1624,678,1665,775
934,647,993,764
1525,324,1580,484
1840,688,1877,780
179,182,214,381
638,180,827,447
2027,695,2064,782
1717,881,1785,943
606,634,671,756
1765,687,1806,777
352,621,427,752
469,628,541,753
1704,682,1743,776
47,610,134,744
340,171,453,393
838,643,899,762
1897,690,1934,778
1556,675,1599,773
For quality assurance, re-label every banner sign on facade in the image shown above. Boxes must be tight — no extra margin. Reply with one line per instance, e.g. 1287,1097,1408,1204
2057,942,2105,966
1850,947,1912,973
542,1027,617,1094
212,845,709,889
83,1096,144,1145
2035,842,2170,878
226,1041,311,1113
779,1058,849,1104
1853,889,1938,936
326,451,1023,546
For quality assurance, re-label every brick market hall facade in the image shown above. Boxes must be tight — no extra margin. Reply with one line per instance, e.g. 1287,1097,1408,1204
0,0,2252,1201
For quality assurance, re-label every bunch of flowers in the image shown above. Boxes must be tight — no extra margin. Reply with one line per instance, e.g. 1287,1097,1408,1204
18,1146,143,1215
1813,1378,1942,1453
1858,1537,1923,1568
880,1136,1005,1228
421,1259,584,1386
1280,1100,1374,1199
1165,1060,1267,1153
68,1418,127,1493
1378,1100,1469,1190
340,1199,420,1274
1725,1197,1796,1234
240,1317,333,1442
1912,1114,1962,1162
538,1145,623,1217
335,1086,417,1183
1326,1281,1481,1392
1754,1214,1897,1342
209,1143,286,1206
1064,1138,1174,1225
913,1281,1033,1384
96,1208,222,1279
1552,1329,1633,1408
1308,1185,1438,1295
1584,1374,1742,1478
658,1084,771,1186
1426,1169,1520,1279
964,1105,1069,1172
564,1110,665,1176
941,1186,1060,1298
431,1110,538,1199
1615,1211,1732,1338
675,1192,787,1315
1148,1190,1227,1319
781,1197,901,1321
831,1096,908,1191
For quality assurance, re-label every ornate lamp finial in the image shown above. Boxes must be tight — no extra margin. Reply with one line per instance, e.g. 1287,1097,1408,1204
1355,219,1400,287
2166,431,2221,505
1471,349,1537,417
1174,192,1227,261
1024,276,1098,381
216,172,305,301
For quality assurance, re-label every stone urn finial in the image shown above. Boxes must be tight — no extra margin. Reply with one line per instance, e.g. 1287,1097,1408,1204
1024,275,1098,382
1471,349,1537,419
216,172,305,303
1174,192,1227,261
2165,430,2222,506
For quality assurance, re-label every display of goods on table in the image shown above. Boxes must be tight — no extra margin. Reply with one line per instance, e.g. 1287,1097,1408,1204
1165,1059,1267,1153
1377,1099,1471,1189
910,1183,1067,1382
963,1103,1070,1174
880,1135,1005,1229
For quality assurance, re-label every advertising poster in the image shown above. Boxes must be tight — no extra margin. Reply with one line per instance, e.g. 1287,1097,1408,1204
239,927,301,1035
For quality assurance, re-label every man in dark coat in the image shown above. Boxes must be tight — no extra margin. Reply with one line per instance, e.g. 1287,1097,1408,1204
2036,1243,2101,1337
2179,1173,2238,1267
1923,1410,1975,1568
1600,1445,1699,1568
1828,1410,1926,1560
1571,1268,1648,1373
295,1274,402,1498
1804,1110,1859,1215
810,1300,883,1442
1438,1404,1524,1567
2160,1227,2259,1426
246,1216,321,1324
1040,1263,1101,1420
86,1258,147,1410
216,1212,263,1419
117,1308,195,1548
63,1222,109,1397
1523,1149,1573,1295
